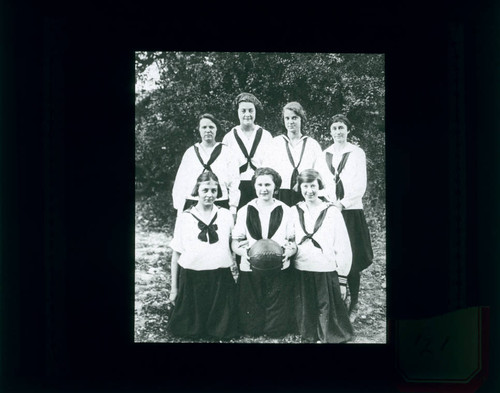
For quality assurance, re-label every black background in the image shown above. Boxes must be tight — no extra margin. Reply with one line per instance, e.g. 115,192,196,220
1,1,499,392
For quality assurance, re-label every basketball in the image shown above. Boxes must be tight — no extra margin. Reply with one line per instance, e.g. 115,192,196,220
248,239,284,271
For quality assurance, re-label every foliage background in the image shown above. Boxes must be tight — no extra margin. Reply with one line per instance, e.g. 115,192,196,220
134,52,386,343
135,52,385,230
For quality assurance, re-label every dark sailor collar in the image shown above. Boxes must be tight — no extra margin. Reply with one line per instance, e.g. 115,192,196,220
247,198,287,213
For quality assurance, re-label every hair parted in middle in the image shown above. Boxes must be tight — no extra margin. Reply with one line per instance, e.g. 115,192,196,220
197,113,222,134
297,169,325,190
251,167,282,193
283,101,307,130
191,171,223,198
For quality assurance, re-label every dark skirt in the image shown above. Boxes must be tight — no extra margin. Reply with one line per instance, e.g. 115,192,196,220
238,180,256,210
342,209,374,272
277,188,303,207
237,268,295,337
294,270,353,343
183,199,229,210
167,266,238,340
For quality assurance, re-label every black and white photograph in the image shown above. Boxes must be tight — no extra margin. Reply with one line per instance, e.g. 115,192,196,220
134,51,386,343
4,1,500,391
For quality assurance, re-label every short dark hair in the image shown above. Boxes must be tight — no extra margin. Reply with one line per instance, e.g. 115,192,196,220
233,92,263,113
251,167,282,192
283,101,307,130
330,114,352,130
297,169,325,190
191,171,223,198
197,113,222,133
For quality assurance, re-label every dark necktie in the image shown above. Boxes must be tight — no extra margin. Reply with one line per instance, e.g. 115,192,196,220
190,212,219,244
233,127,263,174
325,151,351,200
296,205,331,252
284,136,308,190
193,143,223,174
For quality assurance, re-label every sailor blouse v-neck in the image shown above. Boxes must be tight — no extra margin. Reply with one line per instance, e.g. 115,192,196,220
222,126,274,181
171,142,240,212
292,202,352,276
264,135,323,189
170,206,234,271
232,199,293,272
317,142,367,210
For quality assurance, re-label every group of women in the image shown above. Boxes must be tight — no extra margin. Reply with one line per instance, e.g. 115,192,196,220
167,93,374,343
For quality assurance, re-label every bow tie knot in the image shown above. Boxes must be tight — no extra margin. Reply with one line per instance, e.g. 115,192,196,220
197,221,219,244
190,211,219,244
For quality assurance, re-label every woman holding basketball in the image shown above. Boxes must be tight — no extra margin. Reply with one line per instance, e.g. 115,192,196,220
231,167,297,337
291,169,353,343
167,171,237,340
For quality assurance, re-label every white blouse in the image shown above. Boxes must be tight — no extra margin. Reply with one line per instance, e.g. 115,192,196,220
171,142,240,213
222,125,274,181
264,135,324,190
316,142,367,210
169,206,234,271
291,202,352,282
232,199,293,272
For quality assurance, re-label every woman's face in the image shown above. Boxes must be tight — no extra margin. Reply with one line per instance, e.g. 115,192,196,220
300,179,320,203
283,108,302,134
254,174,276,202
330,121,349,144
238,102,256,127
197,180,218,208
199,118,217,143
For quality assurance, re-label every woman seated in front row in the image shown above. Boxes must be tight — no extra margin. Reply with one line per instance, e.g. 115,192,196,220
231,167,297,338
291,169,353,343
167,171,237,340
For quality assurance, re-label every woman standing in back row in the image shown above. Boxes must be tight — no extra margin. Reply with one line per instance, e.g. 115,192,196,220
265,102,323,207
172,113,240,217
222,93,274,210
317,114,374,322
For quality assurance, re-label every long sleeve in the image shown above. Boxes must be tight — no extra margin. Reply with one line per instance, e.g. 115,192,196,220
260,136,279,169
310,139,324,170
171,149,192,211
315,151,335,201
225,148,241,213
331,207,352,284
339,148,367,210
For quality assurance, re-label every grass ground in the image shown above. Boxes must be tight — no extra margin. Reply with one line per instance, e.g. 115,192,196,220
134,200,386,344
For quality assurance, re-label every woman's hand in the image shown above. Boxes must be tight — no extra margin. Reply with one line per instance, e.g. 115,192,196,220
237,240,250,262
238,239,249,250
340,285,347,301
281,241,297,269
168,288,178,305
282,242,297,261
330,201,344,210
